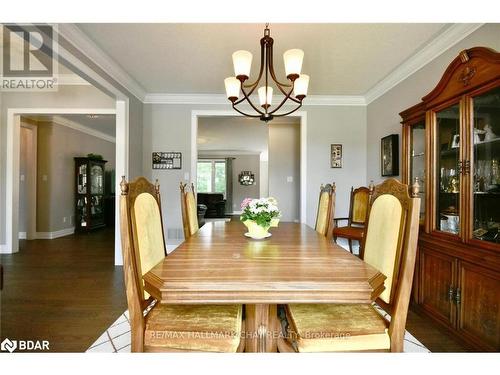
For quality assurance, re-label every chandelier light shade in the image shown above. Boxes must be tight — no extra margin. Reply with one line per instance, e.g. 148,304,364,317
294,74,309,99
258,86,273,107
283,49,304,79
224,77,240,100
224,24,309,122
232,50,253,78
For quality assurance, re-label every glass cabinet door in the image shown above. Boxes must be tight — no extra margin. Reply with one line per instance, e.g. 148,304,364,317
471,87,500,244
410,121,426,223
435,104,461,235
90,163,104,195
77,164,87,194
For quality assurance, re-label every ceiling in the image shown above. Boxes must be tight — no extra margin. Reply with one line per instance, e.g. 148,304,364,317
76,23,448,96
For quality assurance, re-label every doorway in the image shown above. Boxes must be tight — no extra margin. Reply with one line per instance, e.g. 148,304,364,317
17,113,117,244
191,111,307,223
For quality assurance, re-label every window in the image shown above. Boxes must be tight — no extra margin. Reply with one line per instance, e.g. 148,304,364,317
197,160,226,196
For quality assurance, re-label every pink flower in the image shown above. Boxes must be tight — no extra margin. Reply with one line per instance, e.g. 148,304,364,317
241,198,253,210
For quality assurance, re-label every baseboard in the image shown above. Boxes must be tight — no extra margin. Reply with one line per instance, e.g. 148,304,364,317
35,227,75,239
0,244,10,253
19,232,27,239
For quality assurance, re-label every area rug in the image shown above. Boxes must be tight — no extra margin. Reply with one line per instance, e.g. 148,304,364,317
86,305,430,353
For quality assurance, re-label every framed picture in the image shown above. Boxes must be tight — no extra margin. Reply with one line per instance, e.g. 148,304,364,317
152,152,182,170
331,144,342,168
381,134,399,176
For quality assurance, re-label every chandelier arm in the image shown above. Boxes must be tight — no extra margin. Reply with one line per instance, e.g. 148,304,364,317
231,103,262,118
268,43,292,91
271,102,303,117
242,40,265,92
268,83,297,115
238,85,265,115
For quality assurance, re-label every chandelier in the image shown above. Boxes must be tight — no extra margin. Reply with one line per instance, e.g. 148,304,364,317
224,24,309,122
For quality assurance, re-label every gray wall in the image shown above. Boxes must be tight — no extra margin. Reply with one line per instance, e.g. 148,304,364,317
35,120,115,233
269,122,301,222
0,85,115,244
367,24,500,183
142,103,367,243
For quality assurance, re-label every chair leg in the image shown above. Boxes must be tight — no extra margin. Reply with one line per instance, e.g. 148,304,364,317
348,239,353,253
277,337,296,352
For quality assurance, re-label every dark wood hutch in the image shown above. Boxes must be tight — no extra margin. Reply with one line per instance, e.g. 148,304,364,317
74,157,107,232
400,47,500,351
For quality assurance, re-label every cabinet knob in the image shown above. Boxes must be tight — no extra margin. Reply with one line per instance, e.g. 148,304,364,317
448,285,454,302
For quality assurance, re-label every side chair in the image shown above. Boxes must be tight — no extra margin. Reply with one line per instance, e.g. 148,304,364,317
278,178,421,352
120,176,244,352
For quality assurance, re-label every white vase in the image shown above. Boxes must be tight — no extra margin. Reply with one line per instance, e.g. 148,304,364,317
243,220,271,239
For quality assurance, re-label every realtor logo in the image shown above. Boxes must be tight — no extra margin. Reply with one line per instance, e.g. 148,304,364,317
0,337,49,352
1,338,18,353
1,24,58,91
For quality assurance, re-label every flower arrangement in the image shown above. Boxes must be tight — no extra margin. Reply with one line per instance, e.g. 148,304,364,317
240,197,281,229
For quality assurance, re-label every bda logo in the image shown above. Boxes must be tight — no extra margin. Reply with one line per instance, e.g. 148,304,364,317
1,338,18,353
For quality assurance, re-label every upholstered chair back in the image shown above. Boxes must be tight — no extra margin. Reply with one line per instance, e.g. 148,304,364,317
315,183,336,238
180,182,199,239
119,176,167,351
361,178,421,351
350,187,370,225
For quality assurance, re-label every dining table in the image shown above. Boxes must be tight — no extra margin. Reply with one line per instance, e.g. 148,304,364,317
143,220,386,352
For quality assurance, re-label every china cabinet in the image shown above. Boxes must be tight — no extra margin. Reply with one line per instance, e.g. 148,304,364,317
400,47,500,351
74,157,107,232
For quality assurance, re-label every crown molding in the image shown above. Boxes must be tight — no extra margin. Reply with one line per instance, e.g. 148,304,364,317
144,93,366,106
50,115,116,143
57,23,147,101
60,23,484,107
364,23,485,104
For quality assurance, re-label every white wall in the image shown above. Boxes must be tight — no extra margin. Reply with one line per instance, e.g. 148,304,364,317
143,103,367,243
367,24,500,184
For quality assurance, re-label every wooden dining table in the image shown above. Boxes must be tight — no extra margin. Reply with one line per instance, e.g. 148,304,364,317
143,220,386,352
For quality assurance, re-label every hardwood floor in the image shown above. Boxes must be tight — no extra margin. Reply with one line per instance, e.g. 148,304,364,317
0,227,468,352
0,227,127,352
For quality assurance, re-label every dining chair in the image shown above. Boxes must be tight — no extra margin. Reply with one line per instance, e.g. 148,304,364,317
278,178,421,352
332,185,371,255
180,182,199,239
314,183,336,239
120,176,244,352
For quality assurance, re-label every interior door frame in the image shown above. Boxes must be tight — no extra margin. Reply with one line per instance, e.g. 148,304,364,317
19,121,38,240
191,110,308,224
4,106,124,259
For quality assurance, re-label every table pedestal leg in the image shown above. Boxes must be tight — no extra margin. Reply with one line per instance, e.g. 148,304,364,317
244,304,278,352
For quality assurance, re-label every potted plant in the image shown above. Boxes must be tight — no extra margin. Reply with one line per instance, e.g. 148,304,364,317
240,197,281,239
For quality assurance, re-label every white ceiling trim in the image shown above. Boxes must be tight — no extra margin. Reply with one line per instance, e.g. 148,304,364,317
144,93,366,106
58,24,147,101
50,115,116,143
65,23,484,106
364,23,484,104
